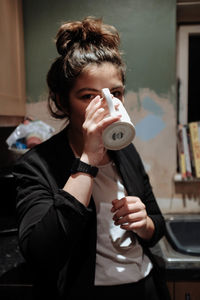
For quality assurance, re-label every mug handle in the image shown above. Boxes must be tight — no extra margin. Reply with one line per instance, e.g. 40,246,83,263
102,88,116,116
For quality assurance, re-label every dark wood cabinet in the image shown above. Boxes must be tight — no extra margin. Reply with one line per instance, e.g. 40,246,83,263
0,0,26,126
167,281,200,300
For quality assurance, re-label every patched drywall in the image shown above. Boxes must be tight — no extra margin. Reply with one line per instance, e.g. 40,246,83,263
125,89,200,213
125,89,176,199
26,96,65,134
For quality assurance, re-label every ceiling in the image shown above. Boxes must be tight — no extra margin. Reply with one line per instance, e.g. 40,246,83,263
177,0,200,3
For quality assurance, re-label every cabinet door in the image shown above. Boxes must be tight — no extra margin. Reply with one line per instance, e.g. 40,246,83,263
167,281,174,300
175,282,200,300
0,0,25,124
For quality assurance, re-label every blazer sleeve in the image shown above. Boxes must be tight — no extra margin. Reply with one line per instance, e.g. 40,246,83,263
13,150,94,275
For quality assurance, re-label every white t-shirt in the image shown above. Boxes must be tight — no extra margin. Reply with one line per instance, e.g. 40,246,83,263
92,161,152,286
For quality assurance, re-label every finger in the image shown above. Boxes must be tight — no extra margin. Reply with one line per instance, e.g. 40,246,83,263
112,203,136,220
111,196,140,214
114,213,134,226
86,95,101,110
114,210,145,226
86,107,105,125
84,109,119,136
88,106,109,124
85,97,111,126
85,95,108,120
111,198,126,212
120,219,146,231
96,114,121,131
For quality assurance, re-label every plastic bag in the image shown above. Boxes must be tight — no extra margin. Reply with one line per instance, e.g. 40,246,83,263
6,120,55,150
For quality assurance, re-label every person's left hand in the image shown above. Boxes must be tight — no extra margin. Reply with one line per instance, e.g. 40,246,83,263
111,196,154,240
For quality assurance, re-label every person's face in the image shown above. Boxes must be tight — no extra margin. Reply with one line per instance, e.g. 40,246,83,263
68,62,124,135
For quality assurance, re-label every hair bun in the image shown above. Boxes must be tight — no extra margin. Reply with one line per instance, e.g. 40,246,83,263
56,17,120,56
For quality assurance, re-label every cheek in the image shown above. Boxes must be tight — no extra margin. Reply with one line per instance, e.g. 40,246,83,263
70,102,87,122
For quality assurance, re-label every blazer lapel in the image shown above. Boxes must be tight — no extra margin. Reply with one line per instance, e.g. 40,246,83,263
110,148,144,199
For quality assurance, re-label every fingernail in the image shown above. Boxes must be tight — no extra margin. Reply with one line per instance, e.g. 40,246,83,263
95,95,101,102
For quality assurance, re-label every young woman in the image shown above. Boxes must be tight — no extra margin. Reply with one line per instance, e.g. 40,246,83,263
13,17,170,299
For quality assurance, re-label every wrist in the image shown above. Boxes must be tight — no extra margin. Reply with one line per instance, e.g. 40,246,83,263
80,152,101,166
137,217,155,241
71,158,99,178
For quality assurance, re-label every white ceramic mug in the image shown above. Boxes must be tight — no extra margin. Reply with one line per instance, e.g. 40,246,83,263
102,88,135,150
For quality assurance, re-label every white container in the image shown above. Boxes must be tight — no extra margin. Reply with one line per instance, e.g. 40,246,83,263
102,88,135,150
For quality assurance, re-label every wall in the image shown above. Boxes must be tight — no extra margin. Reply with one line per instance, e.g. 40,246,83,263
22,0,198,214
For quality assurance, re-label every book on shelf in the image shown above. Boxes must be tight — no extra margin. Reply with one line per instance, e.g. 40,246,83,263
186,125,196,177
188,122,200,179
177,124,187,179
182,124,192,178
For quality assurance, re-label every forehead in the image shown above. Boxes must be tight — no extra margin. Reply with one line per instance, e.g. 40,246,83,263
73,62,123,90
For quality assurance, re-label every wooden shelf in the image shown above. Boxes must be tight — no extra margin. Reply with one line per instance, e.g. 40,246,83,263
174,178,200,195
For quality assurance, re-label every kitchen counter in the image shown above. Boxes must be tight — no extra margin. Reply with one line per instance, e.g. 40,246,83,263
150,237,200,281
150,214,200,281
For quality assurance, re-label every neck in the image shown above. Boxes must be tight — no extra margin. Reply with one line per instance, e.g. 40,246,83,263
67,127,83,157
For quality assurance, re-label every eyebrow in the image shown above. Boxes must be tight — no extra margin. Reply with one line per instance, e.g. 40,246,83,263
76,88,99,94
110,85,125,91
76,85,124,94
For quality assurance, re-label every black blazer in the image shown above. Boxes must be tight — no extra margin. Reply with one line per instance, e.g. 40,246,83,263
13,126,166,299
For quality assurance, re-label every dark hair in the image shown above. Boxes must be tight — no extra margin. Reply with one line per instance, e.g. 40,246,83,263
47,16,126,119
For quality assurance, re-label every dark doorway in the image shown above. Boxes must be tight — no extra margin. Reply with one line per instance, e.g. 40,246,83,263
188,34,200,122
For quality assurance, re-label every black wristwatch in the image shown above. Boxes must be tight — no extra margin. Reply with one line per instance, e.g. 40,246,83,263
71,158,99,178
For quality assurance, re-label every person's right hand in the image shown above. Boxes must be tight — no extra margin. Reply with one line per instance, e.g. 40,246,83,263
81,95,121,166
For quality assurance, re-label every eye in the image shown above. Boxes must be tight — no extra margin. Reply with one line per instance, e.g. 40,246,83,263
112,90,123,100
81,94,96,101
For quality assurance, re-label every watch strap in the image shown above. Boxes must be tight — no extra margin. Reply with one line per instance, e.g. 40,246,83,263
71,158,99,178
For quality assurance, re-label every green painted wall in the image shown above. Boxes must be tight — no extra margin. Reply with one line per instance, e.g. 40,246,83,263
22,0,176,103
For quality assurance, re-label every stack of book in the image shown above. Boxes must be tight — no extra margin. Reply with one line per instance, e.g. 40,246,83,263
177,122,200,180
